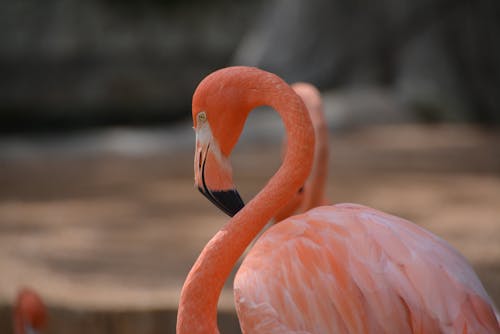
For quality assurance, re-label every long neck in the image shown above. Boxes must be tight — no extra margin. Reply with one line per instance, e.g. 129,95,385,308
177,75,315,334
303,92,329,210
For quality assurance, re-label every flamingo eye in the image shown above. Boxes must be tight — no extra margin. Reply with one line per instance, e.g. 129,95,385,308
197,111,207,124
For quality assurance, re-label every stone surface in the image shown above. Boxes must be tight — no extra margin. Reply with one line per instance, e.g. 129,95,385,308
0,0,260,131
234,0,500,124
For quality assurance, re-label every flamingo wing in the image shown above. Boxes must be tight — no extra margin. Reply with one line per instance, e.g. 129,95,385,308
234,204,499,333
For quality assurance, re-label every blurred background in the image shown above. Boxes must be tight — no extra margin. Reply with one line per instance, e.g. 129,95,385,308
0,0,499,333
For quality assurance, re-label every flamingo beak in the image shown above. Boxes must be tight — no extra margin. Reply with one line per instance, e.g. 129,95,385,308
194,139,244,217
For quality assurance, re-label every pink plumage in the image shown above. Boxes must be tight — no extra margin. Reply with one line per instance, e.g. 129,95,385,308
236,204,498,333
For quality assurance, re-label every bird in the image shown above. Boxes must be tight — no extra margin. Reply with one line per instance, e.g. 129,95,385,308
274,82,329,222
13,288,47,334
177,66,499,333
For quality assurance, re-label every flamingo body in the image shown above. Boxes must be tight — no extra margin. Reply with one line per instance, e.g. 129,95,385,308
236,204,498,333
14,288,47,334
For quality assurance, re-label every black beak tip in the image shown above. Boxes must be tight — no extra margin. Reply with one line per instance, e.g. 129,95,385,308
198,187,245,217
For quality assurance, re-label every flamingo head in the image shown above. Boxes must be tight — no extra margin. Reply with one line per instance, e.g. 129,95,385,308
13,288,47,334
191,67,262,217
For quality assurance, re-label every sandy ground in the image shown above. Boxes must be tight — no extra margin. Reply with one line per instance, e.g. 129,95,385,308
0,123,499,333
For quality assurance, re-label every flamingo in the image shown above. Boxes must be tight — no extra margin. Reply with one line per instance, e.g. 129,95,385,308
13,288,47,334
274,82,329,222
177,66,499,333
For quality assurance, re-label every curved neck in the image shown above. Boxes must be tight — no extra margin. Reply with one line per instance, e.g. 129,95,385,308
304,96,329,210
177,73,315,334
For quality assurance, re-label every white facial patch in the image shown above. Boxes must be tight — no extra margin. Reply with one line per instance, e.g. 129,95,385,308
195,120,231,171
195,118,212,146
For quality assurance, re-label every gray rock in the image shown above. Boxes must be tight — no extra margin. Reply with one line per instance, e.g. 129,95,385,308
233,0,500,125
0,0,260,131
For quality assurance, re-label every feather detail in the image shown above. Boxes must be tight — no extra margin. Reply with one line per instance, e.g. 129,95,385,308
235,204,499,333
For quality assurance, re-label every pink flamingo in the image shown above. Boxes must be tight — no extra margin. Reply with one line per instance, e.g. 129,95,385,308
275,82,329,222
13,288,47,334
177,66,499,333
